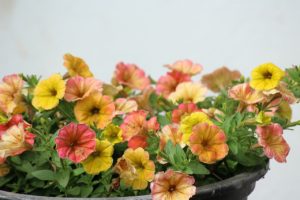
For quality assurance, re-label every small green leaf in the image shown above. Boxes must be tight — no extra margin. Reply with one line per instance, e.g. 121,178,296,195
31,170,55,181
80,185,93,197
66,186,81,196
55,169,70,188
187,160,210,175
228,140,238,155
73,167,85,176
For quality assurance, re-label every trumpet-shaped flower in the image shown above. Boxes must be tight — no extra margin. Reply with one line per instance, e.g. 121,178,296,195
180,112,212,144
156,71,191,98
190,123,228,164
132,87,156,114
64,76,102,102
114,98,138,115
113,62,150,90
32,74,66,110
74,93,115,129
228,83,264,105
172,103,200,123
165,59,202,76
115,148,155,190
102,124,123,144
0,114,30,138
63,54,93,77
150,169,196,200
0,74,25,114
250,63,285,91
168,82,207,104
256,124,290,163
82,139,113,174
55,123,96,163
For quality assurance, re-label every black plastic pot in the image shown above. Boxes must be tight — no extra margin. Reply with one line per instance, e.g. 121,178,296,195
0,165,268,200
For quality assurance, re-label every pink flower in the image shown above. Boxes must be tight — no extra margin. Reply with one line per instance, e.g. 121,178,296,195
113,62,150,90
114,98,138,115
165,59,203,76
172,103,200,123
64,76,102,102
156,71,191,98
121,110,159,149
150,169,196,200
256,124,290,163
55,122,96,163
0,115,30,138
229,83,264,105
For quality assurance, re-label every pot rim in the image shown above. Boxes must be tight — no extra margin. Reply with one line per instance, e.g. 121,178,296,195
0,165,269,200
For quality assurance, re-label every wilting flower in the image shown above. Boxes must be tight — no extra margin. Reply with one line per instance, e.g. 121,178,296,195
115,148,155,190
102,124,123,144
0,123,35,164
74,93,115,129
172,103,200,123
180,112,212,144
64,76,102,102
32,74,66,110
250,63,285,91
0,74,25,114
256,123,290,163
165,59,203,76
150,169,196,200
114,98,138,115
168,82,207,104
156,71,191,98
121,110,159,149
263,82,297,105
0,163,10,177
201,66,241,92
202,108,224,122
102,83,122,97
276,100,292,122
82,139,113,174
132,87,156,114
63,53,93,77
0,114,29,137
112,62,150,90
190,123,229,164
55,123,96,163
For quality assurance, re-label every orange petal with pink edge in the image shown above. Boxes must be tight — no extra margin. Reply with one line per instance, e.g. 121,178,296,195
115,98,138,115
228,83,264,104
165,59,203,76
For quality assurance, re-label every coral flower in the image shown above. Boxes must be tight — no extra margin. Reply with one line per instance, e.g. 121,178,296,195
250,63,285,91
0,114,30,138
74,93,115,129
150,169,196,200
82,139,113,174
132,87,156,114
228,83,264,105
113,62,150,90
64,76,102,102
165,59,203,76
63,53,93,77
201,66,241,92
168,82,207,104
0,74,25,114
156,71,191,98
0,123,35,164
55,123,96,163
172,103,200,123
102,124,123,145
0,163,10,177
114,98,138,115
180,112,212,144
263,82,297,105
115,148,155,190
32,74,66,110
121,110,159,149
190,123,229,164
256,123,290,163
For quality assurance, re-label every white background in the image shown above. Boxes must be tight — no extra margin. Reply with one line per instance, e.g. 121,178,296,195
0,0,300,199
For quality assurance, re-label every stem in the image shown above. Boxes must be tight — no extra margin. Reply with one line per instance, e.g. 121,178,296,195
211,172,223,181
284,120,300,129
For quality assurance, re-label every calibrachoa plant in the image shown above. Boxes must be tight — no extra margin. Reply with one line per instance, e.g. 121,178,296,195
0,55,300,200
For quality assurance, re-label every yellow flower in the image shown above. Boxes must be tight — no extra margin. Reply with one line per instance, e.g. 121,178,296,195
32,74,65,110
276,100,292,122
74,92,115,129
82,139,113,175
180,112,212,144
250,63,285,90
102,124,123,144
63,53,93,78
256,111,272,125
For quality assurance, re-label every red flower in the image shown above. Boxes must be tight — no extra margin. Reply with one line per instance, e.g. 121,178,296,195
172,103,200,123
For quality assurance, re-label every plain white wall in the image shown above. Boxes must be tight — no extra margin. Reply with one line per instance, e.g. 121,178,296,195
0,0,299,199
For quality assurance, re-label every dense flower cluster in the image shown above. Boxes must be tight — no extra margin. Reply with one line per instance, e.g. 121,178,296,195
0,55,299,199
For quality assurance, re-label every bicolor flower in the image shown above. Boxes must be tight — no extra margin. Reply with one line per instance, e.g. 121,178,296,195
165,59,203,76
114,98,138,115
102,123,123,145
172,103,200,124
63,53,93,77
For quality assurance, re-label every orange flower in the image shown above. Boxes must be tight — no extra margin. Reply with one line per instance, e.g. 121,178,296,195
165,59,202,76
0,74,25,114
132,87,156,114
156,71,191,98
202,108,224,122
189,123,228,164
150,169,196,200
113,62,150,90
115,148,155,190
74,93,115,129
64,76,102,102
201,67,241,92
256,124,290,163
114,98,138,115
229,83,264,105
263,82,297,105
63,53,93,77
171,103,200,123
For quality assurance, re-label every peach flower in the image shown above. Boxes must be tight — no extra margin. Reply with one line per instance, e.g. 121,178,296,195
172,103,200,123
165,59,203,76
114,98,138,115
63,53,93,77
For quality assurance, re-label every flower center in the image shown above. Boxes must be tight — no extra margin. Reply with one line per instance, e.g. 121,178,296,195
50,89,57,96
169,185,176,192
90,107,100,115
263,71,273,79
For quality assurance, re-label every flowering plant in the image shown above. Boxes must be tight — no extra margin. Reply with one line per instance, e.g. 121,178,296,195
0,55,300,200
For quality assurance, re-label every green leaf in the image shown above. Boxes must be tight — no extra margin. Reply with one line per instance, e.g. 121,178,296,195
228,140,238,155
31,170,55,181
73,167,85,176
157,114,171,127
187,160,210,175
66,186,81,196
80,185,93,197
55,169,70,188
